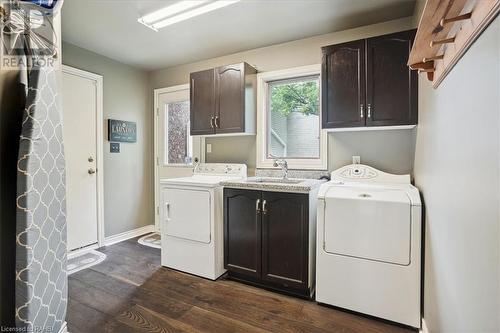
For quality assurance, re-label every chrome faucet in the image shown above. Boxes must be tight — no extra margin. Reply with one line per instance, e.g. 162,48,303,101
273,159,289,179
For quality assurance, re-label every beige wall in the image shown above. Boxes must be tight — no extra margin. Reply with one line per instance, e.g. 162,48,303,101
62,42,153,237
414,17,499,332
149,17,417,174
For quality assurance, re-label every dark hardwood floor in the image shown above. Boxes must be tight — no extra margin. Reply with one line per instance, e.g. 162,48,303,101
68,237,416,333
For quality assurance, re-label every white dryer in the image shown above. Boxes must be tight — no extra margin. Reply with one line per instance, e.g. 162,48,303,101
160,163,247,280
316,164,421,328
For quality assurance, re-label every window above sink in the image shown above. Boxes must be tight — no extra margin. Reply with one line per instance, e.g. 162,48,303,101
257,65,328,170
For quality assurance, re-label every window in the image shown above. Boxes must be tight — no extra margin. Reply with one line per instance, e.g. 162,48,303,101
156,85,203,170
268,76,320,159
164,100,192,165
257,65,327,170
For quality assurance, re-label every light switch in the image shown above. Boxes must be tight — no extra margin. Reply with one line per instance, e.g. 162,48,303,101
207,144,212,153
110,142,120,153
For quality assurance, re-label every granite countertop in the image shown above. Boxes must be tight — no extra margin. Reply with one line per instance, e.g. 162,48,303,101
221,177,326,193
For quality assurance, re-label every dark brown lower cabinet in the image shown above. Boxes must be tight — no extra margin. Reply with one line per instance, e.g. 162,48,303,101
224,189,261,278
224,188,314,298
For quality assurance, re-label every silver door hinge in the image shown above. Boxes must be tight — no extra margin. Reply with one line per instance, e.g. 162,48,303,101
156,107,159,116
156,206,159,215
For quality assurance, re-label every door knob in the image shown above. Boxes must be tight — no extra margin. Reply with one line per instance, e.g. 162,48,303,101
88,168,96,175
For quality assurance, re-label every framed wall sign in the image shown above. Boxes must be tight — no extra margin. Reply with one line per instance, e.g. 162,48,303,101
108,119,137,143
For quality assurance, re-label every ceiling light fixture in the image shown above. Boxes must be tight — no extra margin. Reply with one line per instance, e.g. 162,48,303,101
138,0,240,31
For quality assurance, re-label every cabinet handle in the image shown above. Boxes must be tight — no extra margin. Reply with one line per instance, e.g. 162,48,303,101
367,104,372,118
210,116,215,128
191,79,194,106
360,104,364,118
262,200,267,214
256,199,261,213
215,116,220,128
165,202,171,221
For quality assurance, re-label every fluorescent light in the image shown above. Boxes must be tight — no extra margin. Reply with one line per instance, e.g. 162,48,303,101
139,1,208,25
138,0,240,31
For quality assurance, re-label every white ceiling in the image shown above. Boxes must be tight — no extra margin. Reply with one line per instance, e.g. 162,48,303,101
61,0,416,71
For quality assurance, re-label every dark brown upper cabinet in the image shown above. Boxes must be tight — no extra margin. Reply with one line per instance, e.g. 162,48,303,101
190,69,216,135
366,30,418,126
322,40,366,128
322,30,417,129
190,62,256,136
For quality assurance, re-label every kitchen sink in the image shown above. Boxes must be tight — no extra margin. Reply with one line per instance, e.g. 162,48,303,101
248,178,304,184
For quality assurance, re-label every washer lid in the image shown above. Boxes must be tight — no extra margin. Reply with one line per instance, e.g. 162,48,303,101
160,175,242,187
323,186,412,265
325,185,411,203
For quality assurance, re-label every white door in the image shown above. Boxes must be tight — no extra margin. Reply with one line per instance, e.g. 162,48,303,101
162,187,211,243
62,68,100,251
155,86,204,231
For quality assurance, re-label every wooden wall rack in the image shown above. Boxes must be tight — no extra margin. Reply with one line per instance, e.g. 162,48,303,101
408,0,500,88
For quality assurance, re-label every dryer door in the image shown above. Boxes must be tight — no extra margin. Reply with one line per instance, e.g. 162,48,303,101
162,187,211,243
323,186,411,265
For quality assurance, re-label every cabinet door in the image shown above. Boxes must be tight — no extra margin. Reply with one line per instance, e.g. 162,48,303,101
261,192,308,289
322,40,366,128
224,189,262,278
190,69,215,135
215,63,245,133
366,30,417,126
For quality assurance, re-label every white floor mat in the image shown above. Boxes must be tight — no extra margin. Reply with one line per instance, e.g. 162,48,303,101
138,232,161,249
67,250,106,275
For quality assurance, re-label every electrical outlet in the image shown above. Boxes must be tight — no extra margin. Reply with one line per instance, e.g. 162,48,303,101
206,144,212,153
352,156,361,164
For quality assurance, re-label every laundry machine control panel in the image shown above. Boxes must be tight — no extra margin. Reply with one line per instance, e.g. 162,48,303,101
331,164,410,184
338,165,378,180
194,163,247,177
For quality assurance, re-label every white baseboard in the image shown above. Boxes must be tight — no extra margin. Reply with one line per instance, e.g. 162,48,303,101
58,321,67,333
104,225,155,246
420,318,430,333
67,244,99,259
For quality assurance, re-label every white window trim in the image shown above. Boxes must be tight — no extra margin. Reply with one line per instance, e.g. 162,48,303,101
256,64,328,170
154,84,205,168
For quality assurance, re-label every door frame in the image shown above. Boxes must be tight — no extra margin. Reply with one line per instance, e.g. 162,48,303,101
62,65,105,248
153,84,205,232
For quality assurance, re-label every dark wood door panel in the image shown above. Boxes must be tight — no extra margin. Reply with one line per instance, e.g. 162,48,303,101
190,69,215,135
261,192,308,289
366,30,417,126
322,40,366,128
216,63,245,133
224,189,262,277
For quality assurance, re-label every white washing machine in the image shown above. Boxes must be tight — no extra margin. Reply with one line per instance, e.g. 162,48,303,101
316,164,421,328
160,163,247,280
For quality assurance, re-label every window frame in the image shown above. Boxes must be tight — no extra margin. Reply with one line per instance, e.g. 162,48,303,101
256,64,327,170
